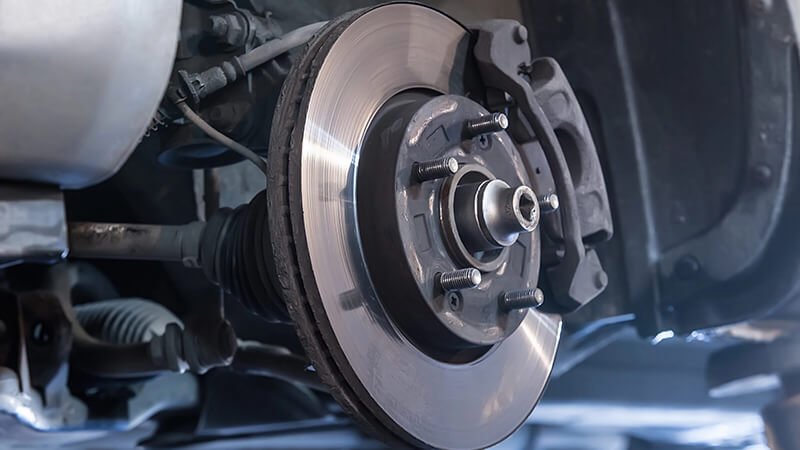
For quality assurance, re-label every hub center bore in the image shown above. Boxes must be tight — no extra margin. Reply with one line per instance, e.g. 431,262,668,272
454,178,540,253
357,93,542,360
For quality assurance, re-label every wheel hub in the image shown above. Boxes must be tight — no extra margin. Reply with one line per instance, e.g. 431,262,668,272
358,94,542,352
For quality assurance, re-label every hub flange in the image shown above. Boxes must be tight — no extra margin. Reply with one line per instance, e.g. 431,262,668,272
358,94,541,354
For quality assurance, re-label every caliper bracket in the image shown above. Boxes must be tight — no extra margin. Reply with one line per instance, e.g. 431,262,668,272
473,20,613,312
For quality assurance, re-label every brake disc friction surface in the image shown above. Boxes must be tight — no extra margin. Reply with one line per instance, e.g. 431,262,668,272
268,4,561,448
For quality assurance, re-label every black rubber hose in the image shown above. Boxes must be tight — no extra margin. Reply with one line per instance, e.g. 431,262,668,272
177,21,328,106
236,21,327,73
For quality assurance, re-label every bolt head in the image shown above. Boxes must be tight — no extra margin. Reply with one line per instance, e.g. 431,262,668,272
540,193,560,213
208,16,229,37
446,157,459,175
467,268,482,286
534,288,545,306
496,113,509,130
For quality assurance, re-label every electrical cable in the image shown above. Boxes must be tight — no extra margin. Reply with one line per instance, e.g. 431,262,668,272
175,21,328,106
174,100,268,176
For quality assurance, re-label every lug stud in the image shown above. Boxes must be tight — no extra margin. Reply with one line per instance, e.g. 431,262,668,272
538,193,560,213
465,112,508,137
438,268,481,292
500,288,544,311
413,157,459,182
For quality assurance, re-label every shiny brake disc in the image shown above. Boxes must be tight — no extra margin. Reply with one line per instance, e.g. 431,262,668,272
267,4,560,448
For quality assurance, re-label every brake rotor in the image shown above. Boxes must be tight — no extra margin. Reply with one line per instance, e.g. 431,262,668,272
267,4,561,448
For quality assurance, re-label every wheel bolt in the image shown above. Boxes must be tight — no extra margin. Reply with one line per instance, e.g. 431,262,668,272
539,193,560,213
438,268,481,292
465,112,508,137
500,288,544,311
413,157,459,182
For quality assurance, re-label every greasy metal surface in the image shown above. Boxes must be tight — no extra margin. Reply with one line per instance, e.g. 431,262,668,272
298,4,560,448
0,1,182,188
67,222,203,267
0,185,67,266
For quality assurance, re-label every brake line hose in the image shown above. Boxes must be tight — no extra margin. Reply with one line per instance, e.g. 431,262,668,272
176,21,328,105
170,22,328,175
237,21,327,73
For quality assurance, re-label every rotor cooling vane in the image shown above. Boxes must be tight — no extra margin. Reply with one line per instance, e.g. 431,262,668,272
266,4,563,449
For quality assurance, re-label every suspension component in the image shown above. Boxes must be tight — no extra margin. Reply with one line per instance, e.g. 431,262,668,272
198,192,288,323
68,192,289,323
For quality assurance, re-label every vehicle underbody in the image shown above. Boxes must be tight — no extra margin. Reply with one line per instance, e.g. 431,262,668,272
0,1,799,449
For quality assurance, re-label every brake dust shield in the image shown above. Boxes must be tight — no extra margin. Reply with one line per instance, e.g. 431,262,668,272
266,3,560,448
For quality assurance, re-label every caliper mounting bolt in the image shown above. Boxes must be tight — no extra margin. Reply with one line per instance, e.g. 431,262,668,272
413,157,459,182
438,268,482,292
465,112,508,137
500,288,544,311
